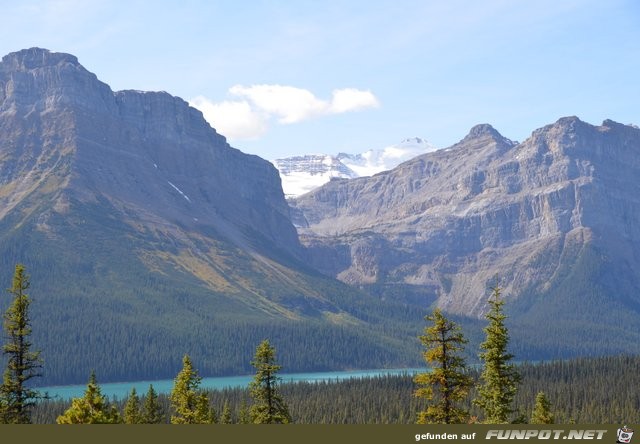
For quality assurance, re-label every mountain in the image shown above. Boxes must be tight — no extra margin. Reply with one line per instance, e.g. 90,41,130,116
0,48,419,384
272,137,437,197
338,137,439,176
271,154,358,198
291,117,640,358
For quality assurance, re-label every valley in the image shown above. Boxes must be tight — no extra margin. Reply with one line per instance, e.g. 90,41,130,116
0,48,639,389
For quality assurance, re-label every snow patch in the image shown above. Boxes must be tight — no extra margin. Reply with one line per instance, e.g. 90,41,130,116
167,181,191,202
273,137,438,197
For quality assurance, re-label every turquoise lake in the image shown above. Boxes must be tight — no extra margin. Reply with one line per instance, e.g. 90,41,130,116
38,368,422,400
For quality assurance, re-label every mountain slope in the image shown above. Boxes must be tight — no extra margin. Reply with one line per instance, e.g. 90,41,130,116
0,48,420,384
272,138,437,197
292,117,640,357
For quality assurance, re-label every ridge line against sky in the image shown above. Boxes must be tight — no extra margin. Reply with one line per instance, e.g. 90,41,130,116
1,0,638,159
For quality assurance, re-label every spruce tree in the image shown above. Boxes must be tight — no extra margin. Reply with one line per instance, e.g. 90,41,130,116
142,384,165,424
57,372,122,424
220,400,232,424
123,387,142,424
195,392,215,423
170,354,212,424
414,308,473,424
238,400,250,424
0,264,42,424
531,391,554,424
249,339,291,424
473,285,521,423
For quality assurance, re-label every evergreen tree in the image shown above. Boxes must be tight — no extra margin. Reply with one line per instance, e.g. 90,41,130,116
57,372,122,424
142,384,164,424
531,391,554,424
249,339,291,424
195,392,215,423
0,264,42,424
220,400,233,424
473,285,521,423
123,387,142,424
414,308,473,424
170,354,212,424
238,400,250,424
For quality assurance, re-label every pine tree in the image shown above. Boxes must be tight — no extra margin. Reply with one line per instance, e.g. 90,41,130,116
238,400,250,424
220,400,233,424
57,372,122,424
531,391,554,424
0,264,42,424
414,308,473,424
142,384,164,424
195,392,215,423
169,354,212,424
473,285,521,423
249,339,291,424
124,387,142,424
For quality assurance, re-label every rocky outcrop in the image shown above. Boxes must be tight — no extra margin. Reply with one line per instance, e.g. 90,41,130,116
292,117,640,317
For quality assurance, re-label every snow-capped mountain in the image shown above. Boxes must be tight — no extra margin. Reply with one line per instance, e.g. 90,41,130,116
272,137,437,197
271,154,359,198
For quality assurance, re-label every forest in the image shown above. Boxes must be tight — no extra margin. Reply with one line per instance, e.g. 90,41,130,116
1,264,638,424
28,355,640,424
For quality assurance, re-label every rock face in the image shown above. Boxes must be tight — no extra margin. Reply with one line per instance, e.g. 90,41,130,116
0,47,300,258
292,117,640,320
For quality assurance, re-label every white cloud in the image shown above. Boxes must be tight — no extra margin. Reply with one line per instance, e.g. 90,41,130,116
230,84,327,124
329,88,380,114
190,84,379,140
189,96,268,140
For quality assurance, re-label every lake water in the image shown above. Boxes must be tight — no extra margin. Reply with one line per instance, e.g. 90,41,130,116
38,368,422,400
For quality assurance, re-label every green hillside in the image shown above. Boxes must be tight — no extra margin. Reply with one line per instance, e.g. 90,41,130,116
0,197,423,385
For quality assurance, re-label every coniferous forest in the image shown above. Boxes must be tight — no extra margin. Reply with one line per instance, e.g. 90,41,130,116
28,356,640,424
1,265,639,424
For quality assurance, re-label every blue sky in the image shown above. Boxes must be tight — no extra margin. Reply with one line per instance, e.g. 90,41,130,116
1,0,639,159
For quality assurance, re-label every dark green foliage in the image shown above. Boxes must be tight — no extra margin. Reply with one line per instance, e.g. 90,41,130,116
474,285,521,423
508,243,640,360
123,387,142,424
531,391,554,424
0,264,42,423
169,355,212,424
220,400,232,424
56,372,121,424
238,400,250,424
249,339,291,424
414,308,473,424
141,384,165,424
0,199,423,387
29,355,640,424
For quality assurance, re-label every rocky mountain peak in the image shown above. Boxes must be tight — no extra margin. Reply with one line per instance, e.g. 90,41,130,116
465,123,502,139
460,123,516,148
0,47,80,71
527,116,603,157
534,115,589,136
0,47,111,113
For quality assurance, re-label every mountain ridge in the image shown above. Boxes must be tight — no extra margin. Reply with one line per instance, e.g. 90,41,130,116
292,116,640,356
